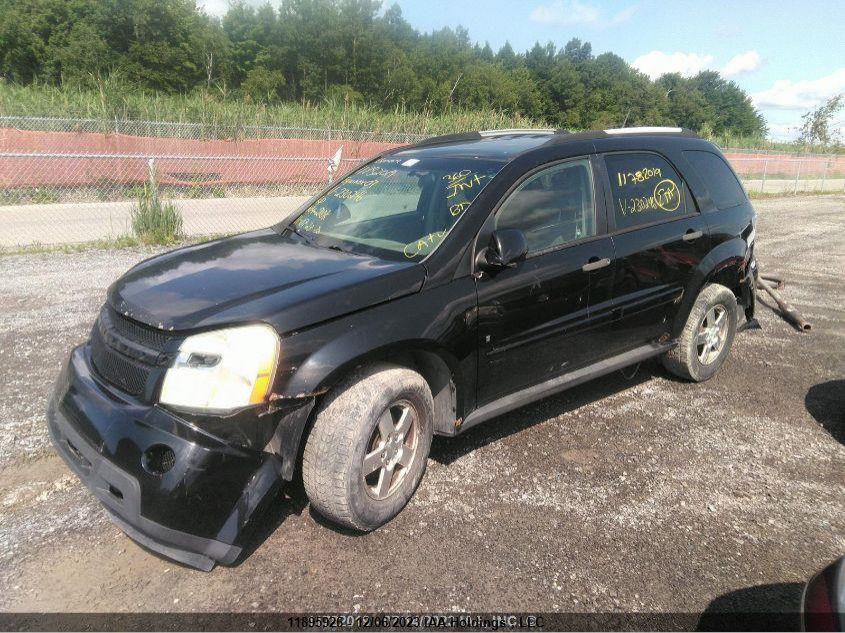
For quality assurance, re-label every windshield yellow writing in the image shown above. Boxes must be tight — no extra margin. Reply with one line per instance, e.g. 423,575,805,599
449,202,471,217
444,170,487,199
332,177,380,202
403,231,447,259
296,217,323,233
361,166,398,179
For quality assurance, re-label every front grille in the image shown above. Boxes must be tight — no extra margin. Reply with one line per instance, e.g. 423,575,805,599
90,327,151,396
106,307,172,351
88,305,177,397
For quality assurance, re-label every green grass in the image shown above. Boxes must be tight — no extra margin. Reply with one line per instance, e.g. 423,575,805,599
5,79,843,152
0,79,545,138
130,189,184,245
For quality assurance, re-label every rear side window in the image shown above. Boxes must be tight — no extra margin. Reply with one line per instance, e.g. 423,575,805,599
604,153,689,230
683,150,747,210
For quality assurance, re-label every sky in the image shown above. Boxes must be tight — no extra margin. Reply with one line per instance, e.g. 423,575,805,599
198,0,845,140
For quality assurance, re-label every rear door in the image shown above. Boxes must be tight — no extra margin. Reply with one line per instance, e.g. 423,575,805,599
593,151,710,352
475,156,615,405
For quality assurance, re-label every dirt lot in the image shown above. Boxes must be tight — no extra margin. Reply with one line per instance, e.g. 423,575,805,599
0,196,842,625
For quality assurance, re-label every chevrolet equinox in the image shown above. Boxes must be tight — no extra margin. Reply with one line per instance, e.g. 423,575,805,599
48,127,758,570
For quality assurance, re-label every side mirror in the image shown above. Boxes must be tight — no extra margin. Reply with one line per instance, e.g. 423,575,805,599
477,229,528,271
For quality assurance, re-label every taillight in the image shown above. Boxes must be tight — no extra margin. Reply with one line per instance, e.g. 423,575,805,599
804,570,837,632
803,558,844,632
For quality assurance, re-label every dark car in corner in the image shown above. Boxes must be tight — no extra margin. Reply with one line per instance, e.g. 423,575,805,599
48,127,758,570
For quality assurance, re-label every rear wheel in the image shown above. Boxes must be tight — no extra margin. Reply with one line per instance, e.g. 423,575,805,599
302,363,434,531
663,283,737,382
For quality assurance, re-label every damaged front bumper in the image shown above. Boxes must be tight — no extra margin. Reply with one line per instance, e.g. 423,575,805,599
48,344,313,571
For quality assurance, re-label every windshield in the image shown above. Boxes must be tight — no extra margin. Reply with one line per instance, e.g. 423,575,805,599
283,156,505,261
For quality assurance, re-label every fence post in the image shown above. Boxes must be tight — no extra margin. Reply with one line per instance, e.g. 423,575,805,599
147,158,158,207
821,159,828,192
761,157,769,193
794,159,801,194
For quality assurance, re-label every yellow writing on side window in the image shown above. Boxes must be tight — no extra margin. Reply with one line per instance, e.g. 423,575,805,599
616,167,662,187
616,179,682,215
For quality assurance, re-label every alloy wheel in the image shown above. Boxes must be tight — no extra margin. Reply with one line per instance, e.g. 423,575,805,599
362,400,418,500
696,304,729,365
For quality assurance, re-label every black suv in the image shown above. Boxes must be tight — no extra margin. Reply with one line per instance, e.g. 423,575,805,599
48,127,757,570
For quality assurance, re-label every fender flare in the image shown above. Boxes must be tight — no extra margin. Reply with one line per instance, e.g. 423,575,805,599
274,303,469,435
672,237,749,337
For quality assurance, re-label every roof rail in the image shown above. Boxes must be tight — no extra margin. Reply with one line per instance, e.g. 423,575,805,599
478,128,557,137
412,131,483,148
603,126,684,135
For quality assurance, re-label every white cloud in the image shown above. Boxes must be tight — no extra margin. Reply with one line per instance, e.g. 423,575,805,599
765,122,801,141
752,68,845,110
529,0,601,26
722,50,762,77
632,51,714,80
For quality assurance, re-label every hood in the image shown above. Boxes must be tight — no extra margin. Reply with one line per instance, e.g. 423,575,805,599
108,229,425,332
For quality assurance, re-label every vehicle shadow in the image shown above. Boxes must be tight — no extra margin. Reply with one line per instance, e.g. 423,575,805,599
233,483,310,565
429,359,660,466
235,359,720,557
805,379,845,444
697,582,803,631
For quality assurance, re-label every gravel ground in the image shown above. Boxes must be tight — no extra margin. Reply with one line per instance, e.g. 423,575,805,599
0,196,842,624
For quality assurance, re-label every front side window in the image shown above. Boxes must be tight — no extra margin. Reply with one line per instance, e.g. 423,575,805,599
285,156,504,261
604,152,689,230
495,158,596,254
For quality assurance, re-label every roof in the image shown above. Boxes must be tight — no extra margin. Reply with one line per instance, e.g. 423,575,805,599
393,127,702,161
391,131,556,161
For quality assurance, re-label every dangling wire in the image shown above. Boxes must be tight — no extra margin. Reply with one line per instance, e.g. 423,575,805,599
621,362,641,381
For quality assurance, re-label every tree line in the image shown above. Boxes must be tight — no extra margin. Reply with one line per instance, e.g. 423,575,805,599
0,0,767,137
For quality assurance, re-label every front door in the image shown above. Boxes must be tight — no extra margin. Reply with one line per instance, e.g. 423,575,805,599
476,157,614,405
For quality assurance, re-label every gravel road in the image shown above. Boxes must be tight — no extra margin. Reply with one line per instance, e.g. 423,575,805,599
0,196,842,625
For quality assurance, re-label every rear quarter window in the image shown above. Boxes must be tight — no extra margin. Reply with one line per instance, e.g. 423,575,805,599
683,150,747,210
604,153,689,231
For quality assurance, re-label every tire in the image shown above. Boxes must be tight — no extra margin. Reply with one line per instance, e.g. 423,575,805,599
663,283,738,382
302,363,434,531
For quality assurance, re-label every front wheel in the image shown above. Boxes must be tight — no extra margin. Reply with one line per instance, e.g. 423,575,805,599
663,283,738,382
302,363,434,531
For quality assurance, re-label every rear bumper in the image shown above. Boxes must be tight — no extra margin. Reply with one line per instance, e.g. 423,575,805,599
47,345,295,570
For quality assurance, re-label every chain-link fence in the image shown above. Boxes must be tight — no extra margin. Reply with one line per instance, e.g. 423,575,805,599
1,117,843,248
726,153,845,195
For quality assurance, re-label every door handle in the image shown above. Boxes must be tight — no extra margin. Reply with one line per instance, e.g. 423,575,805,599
582,257,611,272
682,229,704,242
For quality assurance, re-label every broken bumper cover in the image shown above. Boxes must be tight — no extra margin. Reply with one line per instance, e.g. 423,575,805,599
47,345,297,571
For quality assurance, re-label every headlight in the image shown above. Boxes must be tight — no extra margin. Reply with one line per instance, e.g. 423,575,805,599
159,324,280,412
